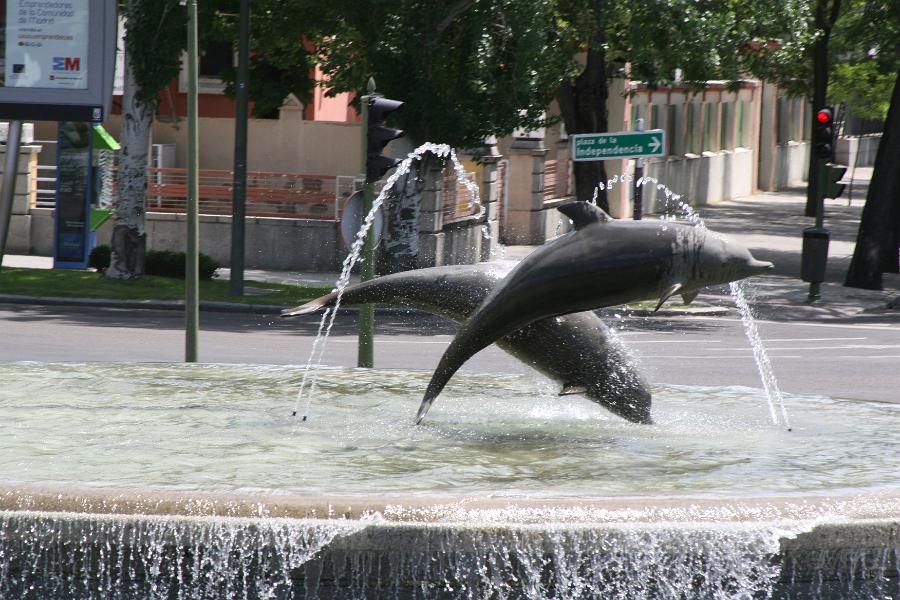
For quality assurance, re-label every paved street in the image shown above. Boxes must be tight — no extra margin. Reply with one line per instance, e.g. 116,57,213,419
1,301,897,406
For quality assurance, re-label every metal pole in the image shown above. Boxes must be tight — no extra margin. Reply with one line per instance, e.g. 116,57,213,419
185,0,200,362
0,120,22,270
357,79,375,368
807,157,827,302
230,0,250,296
632,117,644,220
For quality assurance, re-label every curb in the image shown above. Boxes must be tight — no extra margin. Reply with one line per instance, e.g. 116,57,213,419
0,294,286,314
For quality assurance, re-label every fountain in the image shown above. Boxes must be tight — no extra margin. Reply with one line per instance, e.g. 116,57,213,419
1,154,899,598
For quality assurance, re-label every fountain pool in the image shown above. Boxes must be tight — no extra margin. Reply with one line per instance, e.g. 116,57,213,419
1,362,899,598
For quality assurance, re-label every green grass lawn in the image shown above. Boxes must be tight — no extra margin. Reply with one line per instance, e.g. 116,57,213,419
0,267,333,307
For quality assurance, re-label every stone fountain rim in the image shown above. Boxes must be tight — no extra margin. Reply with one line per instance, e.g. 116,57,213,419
3,483,899,525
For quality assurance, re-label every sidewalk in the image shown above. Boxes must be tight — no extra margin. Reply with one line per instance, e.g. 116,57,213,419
1,168,897,322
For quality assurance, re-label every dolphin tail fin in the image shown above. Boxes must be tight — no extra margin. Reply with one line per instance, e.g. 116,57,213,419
281,291,338,318
415,331,486,424
655,283,683,312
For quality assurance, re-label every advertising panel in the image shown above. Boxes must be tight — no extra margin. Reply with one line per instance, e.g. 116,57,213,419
53,120,92,267
0,0,114,121
3,0,89,89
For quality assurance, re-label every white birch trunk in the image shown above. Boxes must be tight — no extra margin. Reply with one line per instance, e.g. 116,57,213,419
106,55,153,279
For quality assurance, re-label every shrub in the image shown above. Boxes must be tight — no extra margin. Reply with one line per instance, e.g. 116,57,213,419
89,245,111,273
86,245,219,280
146,250,220,280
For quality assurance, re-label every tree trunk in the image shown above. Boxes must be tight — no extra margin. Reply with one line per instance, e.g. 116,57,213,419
379,153,434,274
556,46,609,213
106,57,152,280
844,67,900,290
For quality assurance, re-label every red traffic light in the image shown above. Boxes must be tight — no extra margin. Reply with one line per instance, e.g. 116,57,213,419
816,108,833,125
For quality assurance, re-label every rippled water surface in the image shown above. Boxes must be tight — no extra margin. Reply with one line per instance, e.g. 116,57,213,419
2,362,897,497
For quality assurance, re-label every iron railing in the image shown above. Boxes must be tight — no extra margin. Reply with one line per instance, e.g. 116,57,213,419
146,168,343,220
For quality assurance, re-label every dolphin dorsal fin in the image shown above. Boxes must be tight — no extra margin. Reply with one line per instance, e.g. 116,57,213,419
558,202,612,230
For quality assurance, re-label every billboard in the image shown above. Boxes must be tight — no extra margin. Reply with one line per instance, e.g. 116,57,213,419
0,0,116,121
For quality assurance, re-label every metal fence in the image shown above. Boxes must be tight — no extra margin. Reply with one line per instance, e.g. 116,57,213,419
146,168,349,220
34,164,485,225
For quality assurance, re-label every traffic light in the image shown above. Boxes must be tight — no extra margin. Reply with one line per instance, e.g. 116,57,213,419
822,163,847,200
814,107,835,159
366,97,404,183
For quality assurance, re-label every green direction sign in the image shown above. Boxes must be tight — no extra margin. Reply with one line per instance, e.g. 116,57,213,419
571,130,665,161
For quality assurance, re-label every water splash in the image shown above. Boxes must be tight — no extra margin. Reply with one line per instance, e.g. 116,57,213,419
292,143,484,421
730,280,792,429
0,510,853,599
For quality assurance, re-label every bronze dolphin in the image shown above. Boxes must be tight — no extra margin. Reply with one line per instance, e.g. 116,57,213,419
416,202,773,423
282,261,652,423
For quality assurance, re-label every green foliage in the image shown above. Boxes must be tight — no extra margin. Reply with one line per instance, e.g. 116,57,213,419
121,0,188,105
199,1,321,118
830,63,894,121
827,0,899,119
740,0,899,107
312,0,579,148
89,246,220,280
0,266,329,306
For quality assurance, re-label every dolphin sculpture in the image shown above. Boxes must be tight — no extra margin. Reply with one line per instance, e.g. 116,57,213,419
282,261,653,423
416,201,774,423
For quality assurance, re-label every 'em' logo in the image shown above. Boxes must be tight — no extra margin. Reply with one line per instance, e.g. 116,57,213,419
52,57,81,71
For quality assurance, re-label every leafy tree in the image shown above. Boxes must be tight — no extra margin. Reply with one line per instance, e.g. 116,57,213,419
312,0,573,148
306,0,577,271
108,0,186,279
198,1,323,118
555,0,804,210
828,0,898,123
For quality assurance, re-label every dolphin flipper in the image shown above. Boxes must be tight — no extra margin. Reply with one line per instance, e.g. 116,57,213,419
655,283,683,312
559,383,588,396
281,291,339,317
681,290,699,305
416,334,484,423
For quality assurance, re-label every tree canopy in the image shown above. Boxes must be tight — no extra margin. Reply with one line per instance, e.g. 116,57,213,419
311,0,578,148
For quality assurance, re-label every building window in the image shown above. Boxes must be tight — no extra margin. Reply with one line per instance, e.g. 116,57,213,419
200,41,233,79
179,41,235,95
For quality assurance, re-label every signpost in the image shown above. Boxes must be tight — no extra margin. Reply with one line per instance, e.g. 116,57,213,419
571,130,665,162
0,0,117,122
0,0,117,269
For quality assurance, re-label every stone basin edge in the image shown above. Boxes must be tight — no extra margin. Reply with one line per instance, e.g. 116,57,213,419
2,483,900,526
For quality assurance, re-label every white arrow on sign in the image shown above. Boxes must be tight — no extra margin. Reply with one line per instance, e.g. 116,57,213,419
648,135,661,154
